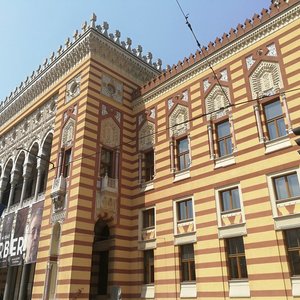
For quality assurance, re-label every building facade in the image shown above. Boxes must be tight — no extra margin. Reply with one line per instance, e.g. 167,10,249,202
0,0,300,299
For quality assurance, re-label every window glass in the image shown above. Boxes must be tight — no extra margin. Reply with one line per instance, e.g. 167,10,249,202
100,148,114,178
143,208,155,229
217,121,230,138
288,174,300,197
177,137,190,170
144,149,154,182
144,250,154,284
264,101,282,120
285,228,300,275
180,244,196,282
177,199,193,222
220,188,240,212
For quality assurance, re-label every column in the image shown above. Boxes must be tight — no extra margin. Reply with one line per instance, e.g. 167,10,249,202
207,123,215,160
7,170,19,209
17,264,31,300
115,149,119,180
19,162,32,207
229,113,237,152
0,176,8,204
138,153,142,184
3,266,14,300
170,139,175,173
253,103,264,143
187,134,192,167
34,158,45,200
281,92,292,133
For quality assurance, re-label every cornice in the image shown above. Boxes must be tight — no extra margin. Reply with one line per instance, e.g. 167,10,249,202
133,1,300,109
0,14,161,128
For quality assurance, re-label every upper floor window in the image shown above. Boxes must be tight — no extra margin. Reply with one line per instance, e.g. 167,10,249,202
226,237,248,279
264,100,286,140
216,120,232,157
144,249,154,284
273,172,300,201
63,148,72,178
180,244,196,282
285,228,300,276
144,149,154,182
177,199,193,223
176,137,190,171
100,148,114,178
220,187,241,212
143,208,155,229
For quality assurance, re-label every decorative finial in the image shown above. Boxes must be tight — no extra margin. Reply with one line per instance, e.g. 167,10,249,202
65,37,71,49
114,30,121,44
73,30,79,41
146,52,153,64
57,45,63,56
102,21,109,36
82,21,88,32
136,45,143,58
90,13,97,28
126,38,132,51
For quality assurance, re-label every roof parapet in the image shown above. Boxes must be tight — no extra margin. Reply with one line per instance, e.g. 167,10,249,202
0,12,162,107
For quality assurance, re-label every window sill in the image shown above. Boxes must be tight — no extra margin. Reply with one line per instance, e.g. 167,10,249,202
140,181,154,192
274,213,300,230
138,239,156,250
215,154,235,169
141,284,155,298
229,279,250,298
265,135,291,154
180,282,197,298
291,277,300,296
218,223,247,239
174,169,190,182
174,231,197,245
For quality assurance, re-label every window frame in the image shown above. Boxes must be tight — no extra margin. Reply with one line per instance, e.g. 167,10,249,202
142,207,155,230
216,119,232,157
100,147,115,179
143,249,154,284
144,149,155,182
219,187,241,213
285,228,300,276
226,236,248,280
262,98,286,141
180,244,196,282
176,136,190,171
176,198,194,224
63,147,72,178
272,172,300,203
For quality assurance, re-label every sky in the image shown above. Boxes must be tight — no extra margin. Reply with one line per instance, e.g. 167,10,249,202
0,0,271,102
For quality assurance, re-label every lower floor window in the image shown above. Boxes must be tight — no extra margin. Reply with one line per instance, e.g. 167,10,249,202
285,228,300,276
180,244,196,282
144,249,154,284
226,236,248,279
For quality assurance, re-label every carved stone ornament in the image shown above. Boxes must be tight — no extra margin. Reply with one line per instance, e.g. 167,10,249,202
0,96,57,166
267,43,277,57
246,55,255,70
203,79,210,92
220,69,228,82
101,73,123,103
249,61,283,99
66,75,81,103
61,118,75,147
100,117,120,148
205,85,231,121
139,121,155,151
169,104,189,137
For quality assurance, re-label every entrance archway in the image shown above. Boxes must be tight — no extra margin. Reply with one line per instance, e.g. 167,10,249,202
89,220,110,300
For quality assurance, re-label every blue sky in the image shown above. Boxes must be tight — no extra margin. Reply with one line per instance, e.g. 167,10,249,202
0,0,271,101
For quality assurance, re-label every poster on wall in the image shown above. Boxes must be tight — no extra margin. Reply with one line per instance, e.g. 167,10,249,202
0,213,15,268
25,201,44,264
10,207,29,266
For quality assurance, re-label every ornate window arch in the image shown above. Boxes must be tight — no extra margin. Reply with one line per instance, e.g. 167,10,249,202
249,61,283,99
169,104,189,137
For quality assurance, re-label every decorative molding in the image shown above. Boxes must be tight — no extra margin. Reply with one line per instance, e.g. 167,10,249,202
139,121,155,151
101,73,123,103
133,2,300,108
100,117,120,148
205,85,231,120
0,96,57,167
249,61,283,99
66,74,81,103
0,14,161,128
61,118,76,148
169,104,189,137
